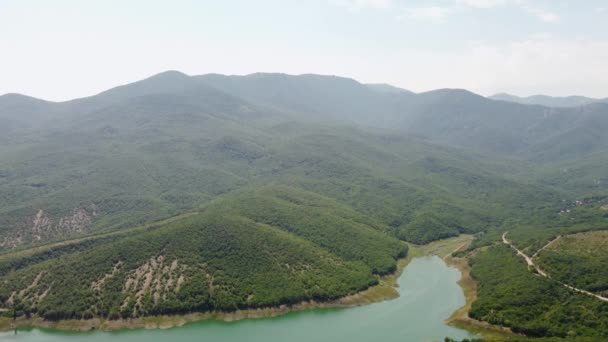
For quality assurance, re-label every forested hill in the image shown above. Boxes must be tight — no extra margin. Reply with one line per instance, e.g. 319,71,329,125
1,72,608,334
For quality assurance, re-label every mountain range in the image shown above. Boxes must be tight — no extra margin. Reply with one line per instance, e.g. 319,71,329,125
490,92,608,108
1,71,607,338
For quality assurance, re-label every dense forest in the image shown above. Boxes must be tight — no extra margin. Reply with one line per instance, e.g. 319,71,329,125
0,187,406,320
469,245,608,338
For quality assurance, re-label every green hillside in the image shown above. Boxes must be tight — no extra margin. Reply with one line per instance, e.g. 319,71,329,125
0,186,405,320
536,231,608,296
469,245,608,339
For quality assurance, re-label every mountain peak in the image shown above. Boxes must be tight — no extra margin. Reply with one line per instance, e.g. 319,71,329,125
147,70,190,79
90,70,195,102
419,88,484,100
490,93,518,100
365,83,414,95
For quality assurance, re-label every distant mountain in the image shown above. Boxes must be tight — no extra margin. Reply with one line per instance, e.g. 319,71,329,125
195,73,417,128
196,74,608,160
398,90,608,161
4,72,608,162
196,74,542,153
490,92,607,107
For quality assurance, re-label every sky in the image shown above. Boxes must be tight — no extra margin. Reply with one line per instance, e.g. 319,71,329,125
1,0,607,101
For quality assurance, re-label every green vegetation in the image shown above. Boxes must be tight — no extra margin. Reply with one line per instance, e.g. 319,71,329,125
468,203,608,255
469,245,608,338
214,187,406,274
2,71,608,340
537,231,608,296
0,187,407,320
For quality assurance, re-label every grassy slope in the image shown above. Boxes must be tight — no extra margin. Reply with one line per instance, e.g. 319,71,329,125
536,230,608,296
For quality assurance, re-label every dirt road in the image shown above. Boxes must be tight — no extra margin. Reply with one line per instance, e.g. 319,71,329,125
502,232,608,302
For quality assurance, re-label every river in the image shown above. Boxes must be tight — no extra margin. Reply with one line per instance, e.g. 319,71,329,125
1,256,476,342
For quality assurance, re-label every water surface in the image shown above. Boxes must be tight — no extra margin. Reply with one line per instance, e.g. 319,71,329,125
1,256,475,342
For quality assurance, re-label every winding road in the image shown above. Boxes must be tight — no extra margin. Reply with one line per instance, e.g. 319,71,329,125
502,232,608,303
531,235,561,259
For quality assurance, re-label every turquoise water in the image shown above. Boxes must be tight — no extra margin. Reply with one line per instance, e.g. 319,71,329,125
1,256,475,342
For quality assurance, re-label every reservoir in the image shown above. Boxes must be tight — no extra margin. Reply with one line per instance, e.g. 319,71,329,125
1,256,476,342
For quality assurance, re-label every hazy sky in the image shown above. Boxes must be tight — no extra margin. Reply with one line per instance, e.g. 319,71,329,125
1,0,607,101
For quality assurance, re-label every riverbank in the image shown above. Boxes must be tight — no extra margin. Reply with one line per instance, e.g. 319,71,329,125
0,235,480,333
399,235,516,341
442,241,519,341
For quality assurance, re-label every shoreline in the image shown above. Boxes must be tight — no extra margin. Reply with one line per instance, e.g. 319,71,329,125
0,248,414,333
444,251,518,341
0,235,484,334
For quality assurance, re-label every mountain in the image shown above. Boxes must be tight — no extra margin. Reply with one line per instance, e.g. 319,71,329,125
1,71,607,338
0,85,533,250
490,92,607,108
194,73,420,128
2,71,608,251
402,91,608,161
0,72,507,321
196,73,608,161
6,73,608,163
0,93,61,135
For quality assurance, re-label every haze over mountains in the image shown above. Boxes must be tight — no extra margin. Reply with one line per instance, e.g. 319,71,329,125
2,71,608,243
1,71,608,337
6,71,608,157
490,93,608,108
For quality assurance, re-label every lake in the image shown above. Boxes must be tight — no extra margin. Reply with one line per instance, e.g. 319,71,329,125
1,256,476,342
